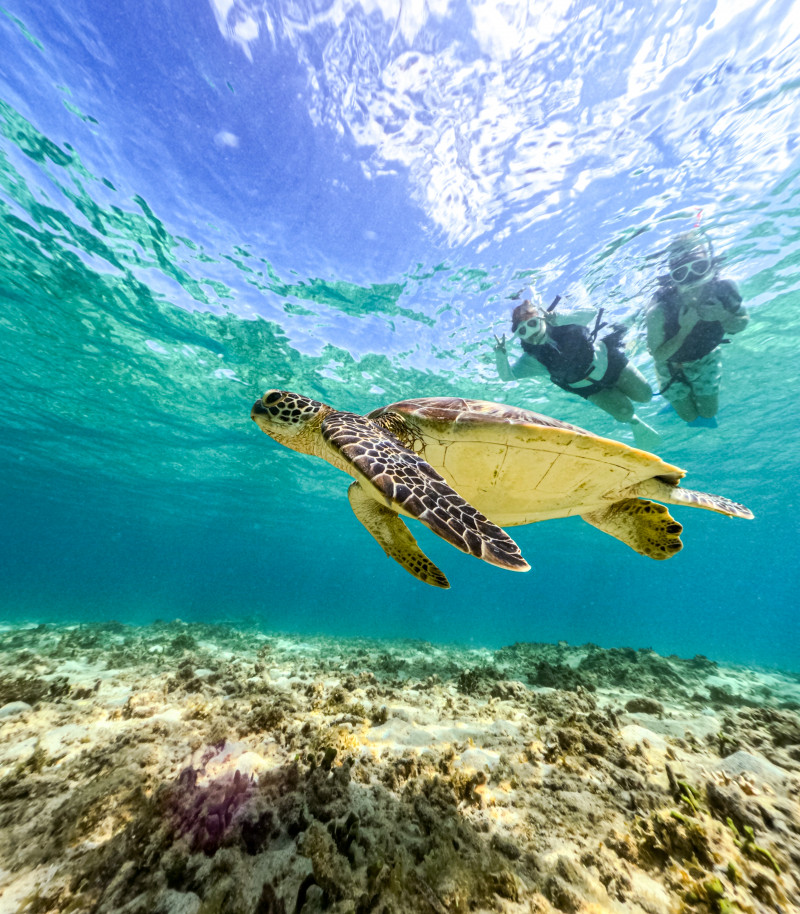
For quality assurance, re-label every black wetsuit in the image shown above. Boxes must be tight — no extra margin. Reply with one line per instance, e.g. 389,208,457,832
654,278,742,364
521,323,627,400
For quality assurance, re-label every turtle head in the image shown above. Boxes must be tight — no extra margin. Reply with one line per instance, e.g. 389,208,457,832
251,389,328,452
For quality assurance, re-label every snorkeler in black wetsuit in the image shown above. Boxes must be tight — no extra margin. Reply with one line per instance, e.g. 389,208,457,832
495,293,659,448
646,232,748,425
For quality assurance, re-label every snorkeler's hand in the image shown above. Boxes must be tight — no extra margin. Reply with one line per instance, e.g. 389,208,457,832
493,333,507,353
696,299,730,322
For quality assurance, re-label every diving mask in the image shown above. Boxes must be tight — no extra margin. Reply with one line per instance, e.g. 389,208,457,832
670,256,711,285
667,231,715,286
514,315,548,346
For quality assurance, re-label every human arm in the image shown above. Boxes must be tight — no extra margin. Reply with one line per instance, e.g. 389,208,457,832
550,309,596,327
494,335,547,381
722,309,749,335
708,280,749,335
678,281,749,336
494,335,516,381
710,303,748,336
645,298,701,363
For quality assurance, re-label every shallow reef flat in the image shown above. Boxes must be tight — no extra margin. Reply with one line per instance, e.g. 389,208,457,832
0,622,798,914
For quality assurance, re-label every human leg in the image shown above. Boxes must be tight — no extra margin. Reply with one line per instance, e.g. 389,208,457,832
617,362,661,443
683,351,722,419
654,360,698,423
669,398,699,422
588,389,635,422
694,394,719,419
589,389,660,448
615,364,653,403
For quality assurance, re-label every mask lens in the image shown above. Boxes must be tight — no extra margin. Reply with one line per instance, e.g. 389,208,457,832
517,318,543,339
671,263,690,283
672,256,710,284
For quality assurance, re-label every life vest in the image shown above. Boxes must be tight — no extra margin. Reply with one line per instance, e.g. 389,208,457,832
522,324,594,385
656,278,742,364
520,321,628,394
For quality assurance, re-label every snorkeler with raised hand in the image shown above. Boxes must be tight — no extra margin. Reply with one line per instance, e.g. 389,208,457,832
494,289,660,449
646,231,748,427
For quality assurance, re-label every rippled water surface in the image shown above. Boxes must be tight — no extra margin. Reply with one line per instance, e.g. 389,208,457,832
2,0,799,667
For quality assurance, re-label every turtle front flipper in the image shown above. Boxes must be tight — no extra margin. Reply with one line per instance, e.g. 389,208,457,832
348,483,449,588
582,499,684,560
321,412,529,574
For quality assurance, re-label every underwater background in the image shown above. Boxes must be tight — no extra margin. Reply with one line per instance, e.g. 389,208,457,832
1,0,798,670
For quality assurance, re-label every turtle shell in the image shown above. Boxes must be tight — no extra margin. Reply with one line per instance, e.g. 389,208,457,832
367,398,684,526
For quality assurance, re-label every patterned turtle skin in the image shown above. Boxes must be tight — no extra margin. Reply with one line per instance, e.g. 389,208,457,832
251,391,753,588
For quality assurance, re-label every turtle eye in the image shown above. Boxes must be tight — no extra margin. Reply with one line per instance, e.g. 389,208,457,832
262,390,282,406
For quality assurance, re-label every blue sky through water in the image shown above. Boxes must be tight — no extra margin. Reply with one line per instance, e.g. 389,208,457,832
6,0,800,317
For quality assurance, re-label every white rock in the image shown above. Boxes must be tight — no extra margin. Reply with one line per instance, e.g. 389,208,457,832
486,719,520,739
39,724,89,757
198,739,281,785
620,724,669,752
0,735,38,764
456,747,501,771
626,714,718,742
433,722,487,743
714,751,789,789
0,702,32,718
154,708,183,723
368,719,435,748
57,660,89,674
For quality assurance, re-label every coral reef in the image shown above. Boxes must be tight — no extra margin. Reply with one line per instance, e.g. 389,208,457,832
0,623,798,913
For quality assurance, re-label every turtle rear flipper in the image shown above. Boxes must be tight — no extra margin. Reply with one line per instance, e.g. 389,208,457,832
322,413,530,574
348,483,449,588
631,479,754,519
661,486,754,519
582,499,684,560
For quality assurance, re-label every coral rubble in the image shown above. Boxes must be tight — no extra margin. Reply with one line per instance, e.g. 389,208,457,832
0,622,798,913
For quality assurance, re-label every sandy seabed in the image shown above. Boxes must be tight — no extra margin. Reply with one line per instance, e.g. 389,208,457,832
0,621,798,914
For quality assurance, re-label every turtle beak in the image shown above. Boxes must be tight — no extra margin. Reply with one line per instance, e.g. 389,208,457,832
251,398,269,420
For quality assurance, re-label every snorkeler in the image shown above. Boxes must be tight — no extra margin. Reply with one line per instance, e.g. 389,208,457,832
494,291,660,449
646,231,749,426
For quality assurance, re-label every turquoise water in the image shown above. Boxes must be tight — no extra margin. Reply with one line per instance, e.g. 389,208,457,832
1,1,799,669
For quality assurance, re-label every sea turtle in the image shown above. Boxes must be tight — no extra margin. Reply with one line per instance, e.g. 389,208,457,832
251,391,753,588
